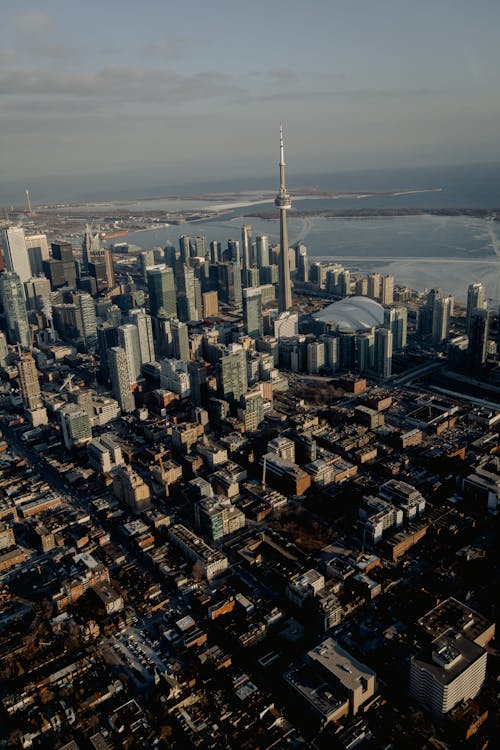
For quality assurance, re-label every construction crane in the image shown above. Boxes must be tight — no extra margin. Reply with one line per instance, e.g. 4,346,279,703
58,374,76,393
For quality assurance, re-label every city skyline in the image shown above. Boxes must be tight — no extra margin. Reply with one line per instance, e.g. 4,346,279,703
1,0,500,186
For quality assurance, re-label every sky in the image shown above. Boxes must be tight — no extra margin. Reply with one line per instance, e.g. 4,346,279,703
1,0,500,189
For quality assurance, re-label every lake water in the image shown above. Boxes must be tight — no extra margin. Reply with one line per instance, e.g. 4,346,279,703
124,211,500,304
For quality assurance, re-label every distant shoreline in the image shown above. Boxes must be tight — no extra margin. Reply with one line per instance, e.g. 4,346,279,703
245,207,500,220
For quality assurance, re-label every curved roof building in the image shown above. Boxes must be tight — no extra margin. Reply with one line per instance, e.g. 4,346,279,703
313,296,384,333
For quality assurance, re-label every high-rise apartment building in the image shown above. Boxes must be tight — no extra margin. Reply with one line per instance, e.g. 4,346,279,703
380,274,394,305
432,295,453,344
384,307,407,350
241,224,252,271
367,272,381,300
466,282,487,335
256,234,269,268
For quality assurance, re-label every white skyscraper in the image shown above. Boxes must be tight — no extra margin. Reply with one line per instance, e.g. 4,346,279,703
1,227,31,283
127,308,155,366
118,323,142,384
109,346,135,413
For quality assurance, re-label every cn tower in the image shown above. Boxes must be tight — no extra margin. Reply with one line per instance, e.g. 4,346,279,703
275,125,292,312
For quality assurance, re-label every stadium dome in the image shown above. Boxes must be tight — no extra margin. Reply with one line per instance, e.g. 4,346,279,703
313,296,384,333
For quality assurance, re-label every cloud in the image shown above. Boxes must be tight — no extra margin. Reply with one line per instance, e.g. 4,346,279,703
141,39,182,60
13,10,54,35
0,66,242,105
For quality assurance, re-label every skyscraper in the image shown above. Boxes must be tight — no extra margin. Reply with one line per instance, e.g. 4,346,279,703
108,346,135,413
147,265,177,318
243,287,263,338
381,274,394,305
467,308,489,372
0,272,30,348
256,235,269,269
127,308,155,366
384,307,407,350
217,344,248,402
241,224,252,271
25,233,49,277
118,323,142,383
466,283,487,335
432,295,453,344
275,126,292,313
97,321,119,383
1,227,31,283
375,327,393,378
17,353,43,411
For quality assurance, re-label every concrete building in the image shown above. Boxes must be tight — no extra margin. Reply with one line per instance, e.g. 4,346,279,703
168,523,229,580
285,638,376,725
194,496,245,542
88,435,124,474
112,465,151,513
108,346,135,413
410,633,487,716
60,403,92,450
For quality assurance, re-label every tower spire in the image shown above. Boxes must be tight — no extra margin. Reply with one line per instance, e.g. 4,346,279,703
275,125,292,312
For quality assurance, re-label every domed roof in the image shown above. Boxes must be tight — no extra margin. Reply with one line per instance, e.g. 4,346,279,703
314,295,384,333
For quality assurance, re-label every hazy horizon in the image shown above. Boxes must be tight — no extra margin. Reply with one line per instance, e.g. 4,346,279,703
2,1,500,190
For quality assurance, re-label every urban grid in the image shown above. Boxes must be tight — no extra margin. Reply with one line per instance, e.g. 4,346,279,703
0,130,498,750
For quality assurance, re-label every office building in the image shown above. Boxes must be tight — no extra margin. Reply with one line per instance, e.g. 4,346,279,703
275,126,292,312
218,262,242,307
1,227,31,283
118,323,142,384
179,235,191,263
410,633,487,716
195,496,245,542
374,327,393,378
24,276,51,313
243,287,263,338
97,322,119,383
467,308,489,372
0,272,30,348
108,346,135,413
50,241,77,288
127,309,155,367
202,290,219,318
177,264,198,321
466,282,487,335
112,465,151,513
147,265,176,318
169,318,189,362
217,344,248,402
274,310,299,340
25,233,49,276
17,353,42,411
210,240,222,264
52,292,97,351
60,403,92,450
